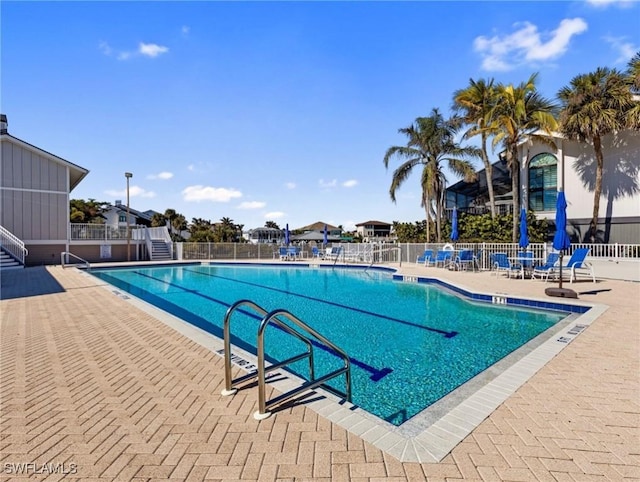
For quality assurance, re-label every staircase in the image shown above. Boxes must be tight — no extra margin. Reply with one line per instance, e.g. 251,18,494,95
1,248,23,270
150,240,172,261
0,225,26,270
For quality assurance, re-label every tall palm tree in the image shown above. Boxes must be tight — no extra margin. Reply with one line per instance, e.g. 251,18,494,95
383,108,478,242
453,78,499,218
558,66,638,242
491,74,558,243
626,52,640,126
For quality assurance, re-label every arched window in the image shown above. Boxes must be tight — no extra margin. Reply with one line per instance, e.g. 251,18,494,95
528,153,557,211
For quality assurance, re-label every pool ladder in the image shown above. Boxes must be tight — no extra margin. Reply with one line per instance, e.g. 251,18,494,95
221,299,352,420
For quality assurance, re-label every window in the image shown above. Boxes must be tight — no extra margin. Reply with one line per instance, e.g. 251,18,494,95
528,153,557,211
119,214,126,223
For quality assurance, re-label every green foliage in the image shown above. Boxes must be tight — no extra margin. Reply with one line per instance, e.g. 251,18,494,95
70,198,109,223
441,211,549,243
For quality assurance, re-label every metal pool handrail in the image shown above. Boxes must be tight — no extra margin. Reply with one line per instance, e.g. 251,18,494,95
220,299,352,420
221,299,315,397
255,308,352,420
60,251,90,269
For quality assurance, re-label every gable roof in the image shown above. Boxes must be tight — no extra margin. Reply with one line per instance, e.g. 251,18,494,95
0,132,89,191
355,220,391,227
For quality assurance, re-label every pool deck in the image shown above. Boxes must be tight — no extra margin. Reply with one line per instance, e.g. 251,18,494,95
1,263,638,481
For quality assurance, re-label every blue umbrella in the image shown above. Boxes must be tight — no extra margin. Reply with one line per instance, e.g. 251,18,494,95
552,191,570,289
450,207,459,242
323,224,328,247
284,223,290,246
519,208,529,249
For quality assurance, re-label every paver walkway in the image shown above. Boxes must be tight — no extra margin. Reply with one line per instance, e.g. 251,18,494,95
1,265,638,481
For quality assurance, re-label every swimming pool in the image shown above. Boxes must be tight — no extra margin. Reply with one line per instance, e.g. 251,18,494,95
91,263,570,426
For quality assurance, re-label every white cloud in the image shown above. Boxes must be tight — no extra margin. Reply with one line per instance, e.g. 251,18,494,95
147,171,174,180
99,41,169,60
285,182,296,189
139,42,169,58
474,18,588,71
238,201,266,209
182,185,242,202
586,0,635,7
319,178,337,188
604,36,640,64
265,211,285,219
181,25,190,36
342,179,358,188
105,186,156,198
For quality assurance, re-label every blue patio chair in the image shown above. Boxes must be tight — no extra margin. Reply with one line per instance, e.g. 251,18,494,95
434,250,452,268
278,247,289,260
455,249,475,271
416,249,435,266
531,252,560,281
311,246,324,259
564,248,596,283
491,252,522,278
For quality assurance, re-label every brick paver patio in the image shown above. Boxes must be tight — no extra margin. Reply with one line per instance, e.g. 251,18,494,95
1,264,638,481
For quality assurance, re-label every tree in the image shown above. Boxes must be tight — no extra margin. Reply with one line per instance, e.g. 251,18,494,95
626,52,640,126
557,65,639,242
383,108,478,242
265,221,280,229
69,198,109,223
453,78,499,218
491,74,558,243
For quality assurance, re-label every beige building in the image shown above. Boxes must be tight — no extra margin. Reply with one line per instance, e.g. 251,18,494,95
0,114,89,266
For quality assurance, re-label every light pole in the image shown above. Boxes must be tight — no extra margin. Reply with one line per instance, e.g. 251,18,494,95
125,172,133,261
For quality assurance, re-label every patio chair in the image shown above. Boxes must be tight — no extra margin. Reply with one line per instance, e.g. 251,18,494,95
531,252,560,281
563,248,596,283
434,250,452,268
491,252,522,278
311,246,324,259
416,249,435,266
454,249,475,271
278,247,289,260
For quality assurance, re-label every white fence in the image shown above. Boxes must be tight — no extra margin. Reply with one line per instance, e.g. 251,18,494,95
176,241,639,269
70,223,146,240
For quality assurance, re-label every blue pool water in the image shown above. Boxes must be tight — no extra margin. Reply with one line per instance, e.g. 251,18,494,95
91,264,566,425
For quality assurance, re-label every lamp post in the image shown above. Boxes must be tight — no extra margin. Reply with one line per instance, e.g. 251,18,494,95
125,172,133,261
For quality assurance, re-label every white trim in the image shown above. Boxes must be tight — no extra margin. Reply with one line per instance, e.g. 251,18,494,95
0,186,68,195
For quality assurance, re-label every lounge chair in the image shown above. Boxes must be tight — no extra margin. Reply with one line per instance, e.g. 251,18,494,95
563,248,596,283
491,252,522,278
434,250,452,268
278,247,289,260
454,249,475,271
531,252,560,281
416,249,435,266
325,246,342,261
311,246,324,259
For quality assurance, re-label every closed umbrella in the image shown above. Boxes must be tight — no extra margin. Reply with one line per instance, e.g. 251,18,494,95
450,207,459,243
518,208,529,249
546,191,576,298
323,224,328,247
284,224,290,246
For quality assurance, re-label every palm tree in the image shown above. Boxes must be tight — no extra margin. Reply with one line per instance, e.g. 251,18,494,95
265,221,280,229
557,66,638,242
453,78,499,218
491,74,558,243
626,52,640,126
383,108,478,242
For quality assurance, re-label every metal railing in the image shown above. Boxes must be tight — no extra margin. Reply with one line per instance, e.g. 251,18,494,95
70,223,145,240
221,299,351,420
0,225,28,265
60,251,90,269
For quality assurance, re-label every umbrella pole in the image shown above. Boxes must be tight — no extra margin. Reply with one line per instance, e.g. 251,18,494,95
545,251,577,298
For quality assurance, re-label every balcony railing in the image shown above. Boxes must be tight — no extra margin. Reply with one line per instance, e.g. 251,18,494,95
69,223,145,240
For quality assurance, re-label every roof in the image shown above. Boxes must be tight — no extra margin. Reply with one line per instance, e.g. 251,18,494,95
114,203,154,222
296,221,340,232
355,220,391,227
291,231,342,242
0,132,89,191
446,158,511,199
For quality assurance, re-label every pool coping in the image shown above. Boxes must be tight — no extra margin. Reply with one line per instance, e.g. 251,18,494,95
84,262,608,463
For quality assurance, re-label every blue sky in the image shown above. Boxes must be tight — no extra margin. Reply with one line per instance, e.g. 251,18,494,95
2,1,638,231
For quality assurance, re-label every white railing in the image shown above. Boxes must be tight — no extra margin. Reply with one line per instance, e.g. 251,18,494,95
70,223,145,240
0,225,28,265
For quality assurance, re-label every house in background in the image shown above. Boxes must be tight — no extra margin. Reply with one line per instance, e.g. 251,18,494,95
355,220,393,242
446,129,640,244
0,114,89,266
102,201,155,229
